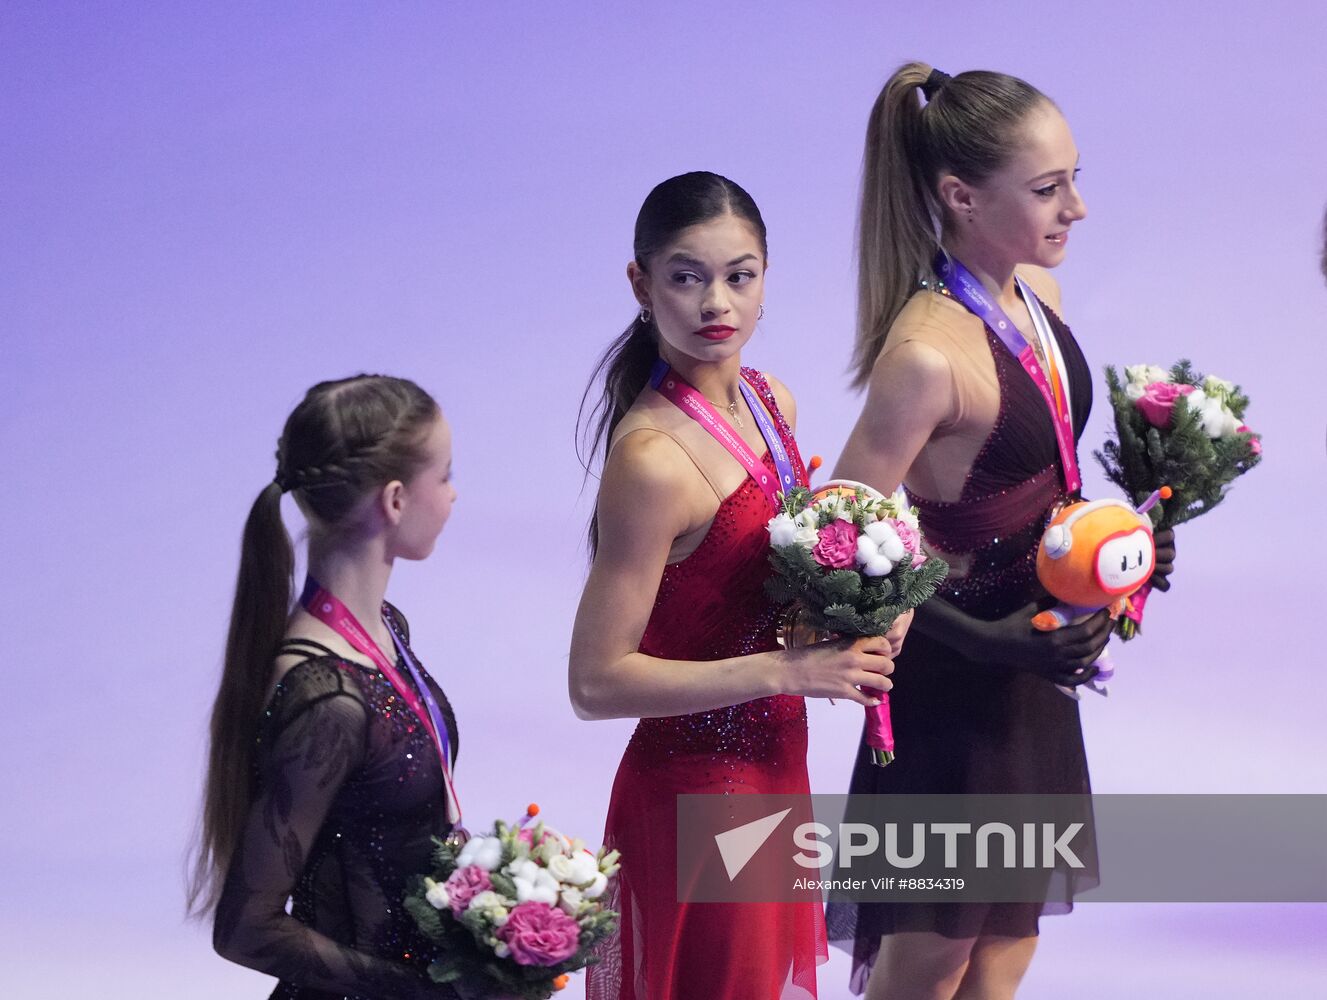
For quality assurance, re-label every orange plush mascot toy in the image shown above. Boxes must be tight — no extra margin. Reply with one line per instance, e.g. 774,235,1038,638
1033,487,1170,698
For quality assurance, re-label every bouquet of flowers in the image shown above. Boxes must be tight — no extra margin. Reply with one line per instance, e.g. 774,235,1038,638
1095,360,1262,638
404,805,620,999
765,480,949,765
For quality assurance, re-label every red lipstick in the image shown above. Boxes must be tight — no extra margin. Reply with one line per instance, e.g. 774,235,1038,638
695,325,737,341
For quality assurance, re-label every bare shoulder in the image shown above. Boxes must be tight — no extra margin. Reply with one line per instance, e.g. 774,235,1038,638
600,422,703,532
874,336,954,389
1015,265,1063,313
758,371,797,427
864,337,956,429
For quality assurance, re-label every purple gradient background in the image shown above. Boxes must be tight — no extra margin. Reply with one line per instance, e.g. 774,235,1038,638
3,4,1324,997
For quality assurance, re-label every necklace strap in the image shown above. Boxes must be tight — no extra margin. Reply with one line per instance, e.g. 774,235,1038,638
649,358,796,510
300,578,462,824
931,253,1081,494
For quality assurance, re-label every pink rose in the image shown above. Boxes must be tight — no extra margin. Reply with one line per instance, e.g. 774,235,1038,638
1135,381,1195,429
444,864,493,917
495,900,581,966
812,520,858,569
891,519,927,568
1237,424,1263,456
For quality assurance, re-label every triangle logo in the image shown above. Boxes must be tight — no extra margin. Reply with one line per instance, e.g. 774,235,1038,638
714,808,792,881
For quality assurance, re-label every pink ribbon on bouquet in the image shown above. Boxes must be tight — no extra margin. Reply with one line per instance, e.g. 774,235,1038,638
863,686,895,766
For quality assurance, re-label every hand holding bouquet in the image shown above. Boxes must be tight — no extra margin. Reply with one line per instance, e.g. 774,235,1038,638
765,481,949,765
404,805,620,999
1095,361,1261,638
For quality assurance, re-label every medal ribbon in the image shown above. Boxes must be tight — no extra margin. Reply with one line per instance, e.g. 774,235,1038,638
649,358,798,511
300,577,461,824
933,252,1081,494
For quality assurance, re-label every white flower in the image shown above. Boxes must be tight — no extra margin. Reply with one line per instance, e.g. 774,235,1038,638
815,494,853,522
1125,364,1171,387
509,859,561,906
584,871,609,900
793,523,820,548
767,513,798,547
549,849,600,886
1185,390,1241,439
469,885,504,912
456,835,504,872
1201,374,1236,401
534,838,563,865
423,877,450,911
559,886,584,915
546,853,577,884
494,942,511,959
888,491,920,532
857,519,905,577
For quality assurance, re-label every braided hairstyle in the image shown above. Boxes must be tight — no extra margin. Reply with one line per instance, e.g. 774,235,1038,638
189,374,439,915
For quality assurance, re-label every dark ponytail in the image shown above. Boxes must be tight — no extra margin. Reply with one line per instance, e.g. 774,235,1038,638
852,62,1050,388
189,374,439,915
577,171,768,555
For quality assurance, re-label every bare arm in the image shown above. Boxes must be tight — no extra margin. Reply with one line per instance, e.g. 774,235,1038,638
835,336,1109,682
834,339,954,495
568,428,893,721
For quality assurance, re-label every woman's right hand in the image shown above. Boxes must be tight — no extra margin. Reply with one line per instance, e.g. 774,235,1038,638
778,635,895,705
962,599,1112,688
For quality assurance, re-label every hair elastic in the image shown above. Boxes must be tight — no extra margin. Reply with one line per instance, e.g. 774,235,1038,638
921,68,951,101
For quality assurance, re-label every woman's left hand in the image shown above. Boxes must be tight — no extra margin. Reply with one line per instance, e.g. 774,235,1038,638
1149,528,1177,591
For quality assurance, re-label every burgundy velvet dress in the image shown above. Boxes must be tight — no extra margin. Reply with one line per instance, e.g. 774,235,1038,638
586,371,826,1000
826,290,1100,987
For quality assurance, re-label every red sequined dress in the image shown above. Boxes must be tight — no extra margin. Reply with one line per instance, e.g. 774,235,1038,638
826,288,1101,987
586,370,825,1000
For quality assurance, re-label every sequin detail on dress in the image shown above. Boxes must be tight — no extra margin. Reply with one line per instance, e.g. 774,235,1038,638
827,292,1100,987
586,370,826,1000
213,606,460,1000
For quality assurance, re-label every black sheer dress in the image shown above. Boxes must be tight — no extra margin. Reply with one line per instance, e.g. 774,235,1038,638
214,606,459,1000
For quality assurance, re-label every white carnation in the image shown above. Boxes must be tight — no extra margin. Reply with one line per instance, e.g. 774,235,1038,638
767,514,798,547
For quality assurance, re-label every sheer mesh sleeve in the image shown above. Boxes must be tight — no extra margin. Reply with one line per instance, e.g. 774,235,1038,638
213,660,452,1000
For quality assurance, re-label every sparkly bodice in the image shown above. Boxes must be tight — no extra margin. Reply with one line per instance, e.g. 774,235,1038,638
213,606,459,1000
907,294,1092,619
629,369,808,760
